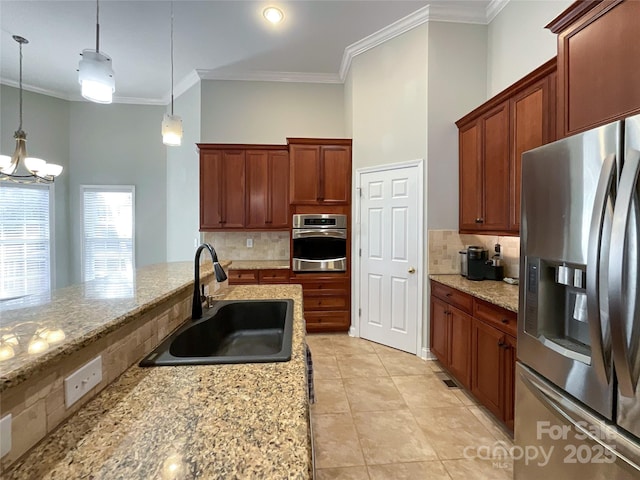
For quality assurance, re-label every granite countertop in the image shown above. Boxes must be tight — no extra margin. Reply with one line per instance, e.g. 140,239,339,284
429,274,519,313
5,284,311,480
0,261,230,393
228,260,290,270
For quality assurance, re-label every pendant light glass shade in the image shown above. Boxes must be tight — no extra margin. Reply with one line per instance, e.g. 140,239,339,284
79,0,115,104
162,114,183,146
78,49,115,103
1,36,63,184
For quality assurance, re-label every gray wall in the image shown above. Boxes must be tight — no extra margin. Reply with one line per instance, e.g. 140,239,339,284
487,0,571,96
68,102,167,283
1,85,72,288
200,80,345,143
166,83,201,262
427,22,487,230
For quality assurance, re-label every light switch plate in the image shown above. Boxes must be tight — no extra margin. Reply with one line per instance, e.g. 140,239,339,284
64,356,102,408
0,413,11,458
246,238,253,248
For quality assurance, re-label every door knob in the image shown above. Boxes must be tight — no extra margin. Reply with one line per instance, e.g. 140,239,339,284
408,267,416,274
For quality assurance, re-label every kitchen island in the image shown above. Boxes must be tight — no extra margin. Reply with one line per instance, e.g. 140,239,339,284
2,280,311,479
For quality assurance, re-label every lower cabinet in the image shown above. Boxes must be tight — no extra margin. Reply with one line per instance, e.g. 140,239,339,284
290,275,351,333
430,280,516,431
228,268,290,285
430,297,472,389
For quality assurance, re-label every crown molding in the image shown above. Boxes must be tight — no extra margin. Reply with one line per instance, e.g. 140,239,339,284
486,0,510,24
338,2,496,81
0,77,74,101
196,69,341,84
172,69,202,101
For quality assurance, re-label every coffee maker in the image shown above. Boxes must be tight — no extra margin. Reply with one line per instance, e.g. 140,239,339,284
466,246,505,281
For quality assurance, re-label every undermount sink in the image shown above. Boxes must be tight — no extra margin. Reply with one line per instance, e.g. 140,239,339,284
139,299,293,366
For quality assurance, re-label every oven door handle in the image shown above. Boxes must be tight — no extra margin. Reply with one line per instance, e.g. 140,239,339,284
292,229,347,239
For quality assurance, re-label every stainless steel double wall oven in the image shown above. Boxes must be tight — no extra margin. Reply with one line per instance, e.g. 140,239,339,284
291,214,347,273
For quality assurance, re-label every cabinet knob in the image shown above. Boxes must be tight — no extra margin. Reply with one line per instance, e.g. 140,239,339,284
475,218,484,224
501,318,509,324
446,293,452,297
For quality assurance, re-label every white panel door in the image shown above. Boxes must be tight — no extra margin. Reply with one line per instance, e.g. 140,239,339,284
360,165,419,353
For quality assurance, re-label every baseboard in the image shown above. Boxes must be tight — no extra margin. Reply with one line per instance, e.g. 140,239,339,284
348,326,357,337
421,347,437,360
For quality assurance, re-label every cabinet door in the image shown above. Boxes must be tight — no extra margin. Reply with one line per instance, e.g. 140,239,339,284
556,0,640,136
200,150,223,229
220,150,246,228
245,150,269,228
448,306,472,389
459,121,483,231
268,150,290,227
471,318,504,420
510,78,550,231
430,296,449,366
481,103,510,231
503,335,517,431
290,145,320,204
320,146,351,204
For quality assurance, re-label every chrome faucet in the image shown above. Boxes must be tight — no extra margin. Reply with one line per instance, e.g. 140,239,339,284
192,243,228,320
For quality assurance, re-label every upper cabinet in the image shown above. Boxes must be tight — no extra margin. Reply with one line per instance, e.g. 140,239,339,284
288,138,352,205
199,148,246,230
198,144,289,231
548,0,640,137
246,150,290,229
456,59,556,235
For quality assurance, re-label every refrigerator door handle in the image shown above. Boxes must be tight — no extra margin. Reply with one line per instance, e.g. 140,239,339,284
609,148,640,398
519,365,640,471
587,153,616,383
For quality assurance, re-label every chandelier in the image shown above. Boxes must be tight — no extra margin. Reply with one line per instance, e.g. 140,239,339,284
0,36,63,183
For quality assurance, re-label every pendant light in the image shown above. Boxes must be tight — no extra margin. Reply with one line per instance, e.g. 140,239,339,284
0,36,63,183
78,0,115,103
162,1,183,146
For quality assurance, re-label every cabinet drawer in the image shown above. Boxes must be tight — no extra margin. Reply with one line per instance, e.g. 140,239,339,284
304,295,348,311
258,269,290,283
294,278,349,293
473,298,517,337
431,281,473,314
228,269,259,285
305,310,350,333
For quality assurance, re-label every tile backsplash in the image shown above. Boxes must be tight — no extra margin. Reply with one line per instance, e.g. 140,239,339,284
202,231,289,261
428,230,520,278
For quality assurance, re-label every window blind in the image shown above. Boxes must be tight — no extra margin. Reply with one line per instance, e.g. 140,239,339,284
81,187,135,299
0,183,52,310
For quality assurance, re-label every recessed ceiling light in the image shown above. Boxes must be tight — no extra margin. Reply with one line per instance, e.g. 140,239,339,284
263,6,284,24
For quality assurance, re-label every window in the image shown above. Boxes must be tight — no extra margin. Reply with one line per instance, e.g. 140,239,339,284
0,183,53,310
81,186,135,299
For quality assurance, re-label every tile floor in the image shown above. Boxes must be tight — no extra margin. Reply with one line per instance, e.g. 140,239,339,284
307,333,514,480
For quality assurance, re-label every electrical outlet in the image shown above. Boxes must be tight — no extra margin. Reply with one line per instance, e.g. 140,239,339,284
64,356,102,408
246,238,253,248
0,414,11,458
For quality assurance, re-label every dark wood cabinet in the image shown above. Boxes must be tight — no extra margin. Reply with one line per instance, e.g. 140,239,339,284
290,275,351,332
431,280,517,430
199,149,246,230
199,144,289,231
246,150,290,229
430,284,472,389
456,58,556,235
288,138,352,205
228,268,290,285
509,76,554,230
548,0,640,137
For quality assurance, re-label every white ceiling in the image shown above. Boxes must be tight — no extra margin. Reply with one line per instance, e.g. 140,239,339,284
0,0,499,105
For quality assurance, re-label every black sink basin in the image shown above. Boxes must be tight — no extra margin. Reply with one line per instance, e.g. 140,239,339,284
139,299,293,366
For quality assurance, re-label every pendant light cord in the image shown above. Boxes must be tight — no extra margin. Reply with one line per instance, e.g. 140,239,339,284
18,40,23,131
95,0,100,52
170,1,175,115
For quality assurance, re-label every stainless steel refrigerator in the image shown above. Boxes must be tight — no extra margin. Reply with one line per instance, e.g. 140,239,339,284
516,113,640,478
